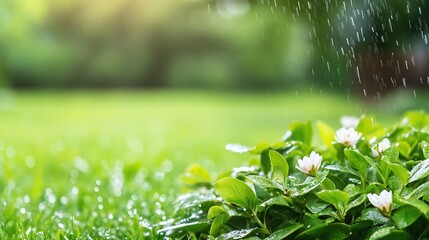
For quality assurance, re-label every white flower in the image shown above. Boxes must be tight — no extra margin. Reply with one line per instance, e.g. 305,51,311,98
340,116,360,128
367,190,392,215
296,151,322,176
378,138,391,153
335,127,362,147
371,138,391,157
371,148,379,158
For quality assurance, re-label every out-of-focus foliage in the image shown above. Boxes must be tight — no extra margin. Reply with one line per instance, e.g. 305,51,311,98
0,0,311,89
0,0,428,90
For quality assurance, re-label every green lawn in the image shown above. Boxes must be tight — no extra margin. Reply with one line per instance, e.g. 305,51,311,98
0,90,427,239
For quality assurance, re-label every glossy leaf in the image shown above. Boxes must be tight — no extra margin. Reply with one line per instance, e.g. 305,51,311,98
266,224,303,240
210,212,230,236
392,205,421,229
215,177,257,211
344,149,369,177
386,163,409,186
397,198,429,218
208,206,227,219
247,175,281,190
218,228,269,240
316,190,350,210
408,159,429,183
269,150,289,187
296,223,350,240
368,226,412,240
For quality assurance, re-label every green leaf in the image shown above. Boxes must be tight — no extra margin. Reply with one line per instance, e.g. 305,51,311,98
317,121,335,147
344,149,369,177
316,190,350,210
359,208,390,225
357,115,378,136
290,169,329,197
403,111,429,129
397,198,429,219
405,181,429,199
260,195,290,208
397,142,411,159
269,150,289,187
343,184,361,198
158,222,211,237
392,204,421,229
386,163,409,186
287,121,312,145
218,228,269,240
296,223,350,240
305,196,329,214
246,175,281,190
182,164,211,186
249,142,270,154
422,141,429,159
368,226,412,240
266,224,303,240
215,177,257,211
208,206,227,219
260,149,272,175
325,165,360,178
383,146,399,163
408,159,429,183
345,194,366,212
210,212,230,236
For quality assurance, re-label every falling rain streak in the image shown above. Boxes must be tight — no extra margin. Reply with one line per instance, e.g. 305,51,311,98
256,0,429,100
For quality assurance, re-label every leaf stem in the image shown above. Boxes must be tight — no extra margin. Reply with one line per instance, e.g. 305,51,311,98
252,210,269,233
315,175,326,190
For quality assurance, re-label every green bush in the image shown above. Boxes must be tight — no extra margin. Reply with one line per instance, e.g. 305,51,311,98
158,111,429,239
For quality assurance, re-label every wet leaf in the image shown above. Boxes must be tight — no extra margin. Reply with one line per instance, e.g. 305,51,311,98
209,211,230,236
316,190,350,210
266,223,303,240
359,208,390,225
392,204,421,229
368,226,412,240
218,228,269,240
408,159,429,183
269,150,289,187
296,223,350,240
261,195,290,208
215,177,257,211
208,206,227,219
158,222,211,237
344,148,369,177
386,163,409,186
247,175,281,190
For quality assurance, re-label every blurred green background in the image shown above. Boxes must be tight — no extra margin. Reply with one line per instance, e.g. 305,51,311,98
0,0,428,96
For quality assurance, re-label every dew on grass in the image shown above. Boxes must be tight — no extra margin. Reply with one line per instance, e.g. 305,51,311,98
110,161,124,197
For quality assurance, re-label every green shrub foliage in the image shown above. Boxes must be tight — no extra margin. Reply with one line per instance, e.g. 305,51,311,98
158,111,429,239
